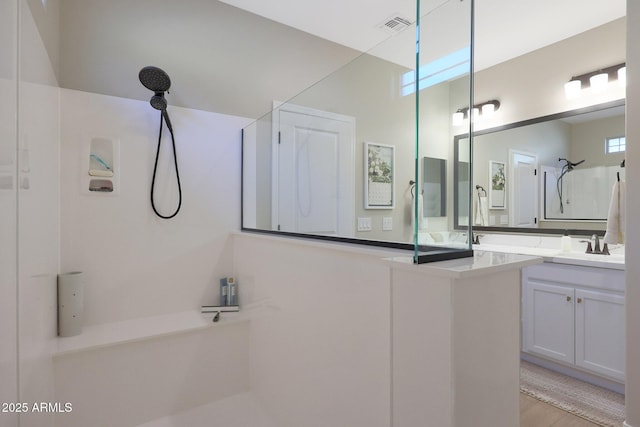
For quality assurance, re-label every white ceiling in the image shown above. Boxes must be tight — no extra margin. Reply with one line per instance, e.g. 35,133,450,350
219,0,626,70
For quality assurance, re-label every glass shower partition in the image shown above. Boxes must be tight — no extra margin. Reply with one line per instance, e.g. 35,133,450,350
413,0,474,262
242,0,473,263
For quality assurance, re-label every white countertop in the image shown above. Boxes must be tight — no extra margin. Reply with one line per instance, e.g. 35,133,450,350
473,243,625,271
386,250,543,279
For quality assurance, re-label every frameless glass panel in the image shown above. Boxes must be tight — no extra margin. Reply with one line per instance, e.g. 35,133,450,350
413,0,473,263
18,0,60,422
0,0,18,421
242,0,474,263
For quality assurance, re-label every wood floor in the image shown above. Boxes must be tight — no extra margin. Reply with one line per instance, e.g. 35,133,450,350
520,393,600,427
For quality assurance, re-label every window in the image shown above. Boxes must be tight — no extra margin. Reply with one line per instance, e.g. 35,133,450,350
401,46,470,96
606,136,626,154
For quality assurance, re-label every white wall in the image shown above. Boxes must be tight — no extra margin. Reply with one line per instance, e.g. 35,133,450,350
53,323,250,427
52,89,254,427
17,1,61,426
0,0,19,425
60,90,251,326
233,234,392,427
625,2,640,425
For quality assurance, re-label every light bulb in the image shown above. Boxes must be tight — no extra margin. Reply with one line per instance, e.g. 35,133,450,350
618,66,626,87
472,107,480,121
481,103,495,118
564,80,581,99
452,111,464,126
590,73,608,93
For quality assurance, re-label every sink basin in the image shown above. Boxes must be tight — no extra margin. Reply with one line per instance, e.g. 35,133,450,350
554,251,625,263
473,243,625,269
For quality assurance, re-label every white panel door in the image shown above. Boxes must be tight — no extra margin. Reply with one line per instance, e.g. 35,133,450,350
522,280,574,364
509,150,538,228
274,105,355,236
575,289,625,381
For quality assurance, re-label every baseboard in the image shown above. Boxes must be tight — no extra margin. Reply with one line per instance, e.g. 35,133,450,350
623,421,633,427
520,352,625,394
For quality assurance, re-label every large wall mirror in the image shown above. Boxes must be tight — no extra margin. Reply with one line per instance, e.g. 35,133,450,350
454,100,625,234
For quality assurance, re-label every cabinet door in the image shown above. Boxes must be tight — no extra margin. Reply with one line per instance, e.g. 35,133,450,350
575,289,625,381
523,281,574,364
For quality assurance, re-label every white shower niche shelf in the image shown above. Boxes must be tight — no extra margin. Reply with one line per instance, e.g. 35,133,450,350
82,136,120,195
53,300,277,357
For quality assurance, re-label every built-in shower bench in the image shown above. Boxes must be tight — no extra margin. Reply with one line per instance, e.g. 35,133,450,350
53,301,274,357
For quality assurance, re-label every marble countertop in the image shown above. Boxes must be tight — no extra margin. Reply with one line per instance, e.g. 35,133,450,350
386,250,543,279
472,243,625,271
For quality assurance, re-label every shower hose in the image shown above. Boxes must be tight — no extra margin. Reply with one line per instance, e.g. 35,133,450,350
150,112,182,219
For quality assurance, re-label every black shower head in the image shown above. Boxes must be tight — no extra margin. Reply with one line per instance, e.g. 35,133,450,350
139,66,171,93
150,94,167,111
558,158,585,171
139,66,172,111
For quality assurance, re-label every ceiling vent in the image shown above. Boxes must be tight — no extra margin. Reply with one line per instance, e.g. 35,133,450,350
378,15,412,34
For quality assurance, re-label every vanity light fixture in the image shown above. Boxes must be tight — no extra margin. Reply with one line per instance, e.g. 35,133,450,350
451,100,500,126
564,62,626,99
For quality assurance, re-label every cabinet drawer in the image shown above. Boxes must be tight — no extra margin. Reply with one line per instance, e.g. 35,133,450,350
524,263,624,292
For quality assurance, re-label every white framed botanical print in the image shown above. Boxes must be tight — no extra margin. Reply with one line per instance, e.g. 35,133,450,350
364,142,395,209
489,160,506,209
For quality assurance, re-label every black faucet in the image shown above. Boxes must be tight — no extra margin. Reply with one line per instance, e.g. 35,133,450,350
585,234,609,255
592,234,601,254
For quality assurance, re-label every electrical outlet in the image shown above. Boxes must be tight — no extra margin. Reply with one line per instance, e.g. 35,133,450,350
357,217,372,231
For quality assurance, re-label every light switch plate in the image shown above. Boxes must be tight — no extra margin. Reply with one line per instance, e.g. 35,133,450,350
382,217,393,231
357,217,372,231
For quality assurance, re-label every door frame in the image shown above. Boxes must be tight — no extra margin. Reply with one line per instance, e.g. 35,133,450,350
508,149,539,228
271,101,356,234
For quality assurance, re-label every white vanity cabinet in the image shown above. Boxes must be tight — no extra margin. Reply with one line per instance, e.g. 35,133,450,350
522,263,625,382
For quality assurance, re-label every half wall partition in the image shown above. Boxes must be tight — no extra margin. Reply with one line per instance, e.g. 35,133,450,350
242,0,474,263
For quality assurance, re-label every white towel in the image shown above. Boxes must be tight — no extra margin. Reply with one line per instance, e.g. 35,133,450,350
474,196,488,226
603,180,625,244
411,193,427,231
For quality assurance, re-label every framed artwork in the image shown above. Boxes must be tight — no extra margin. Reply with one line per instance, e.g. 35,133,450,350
364,142,395,209
489,160,506,209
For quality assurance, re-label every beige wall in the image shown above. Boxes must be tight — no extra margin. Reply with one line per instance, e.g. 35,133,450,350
26,0,60,81
254,52,451,242
472,18,626,128
58,0,359,119
570,114,626,167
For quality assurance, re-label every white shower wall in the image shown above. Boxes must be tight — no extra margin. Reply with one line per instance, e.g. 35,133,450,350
0,0,19,424
59,89,252,326
233,233,392,427
53,90,254,427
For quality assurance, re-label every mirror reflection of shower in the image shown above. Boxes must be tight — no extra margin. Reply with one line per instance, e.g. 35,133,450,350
556,158,585,213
